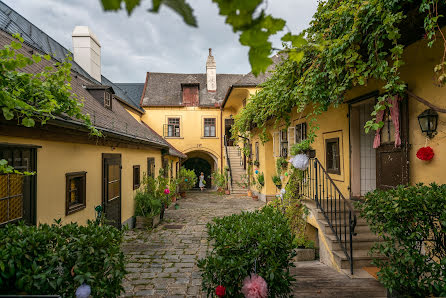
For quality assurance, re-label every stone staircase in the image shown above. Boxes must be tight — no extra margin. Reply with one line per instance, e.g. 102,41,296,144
303,198,385,278
226,146,247,195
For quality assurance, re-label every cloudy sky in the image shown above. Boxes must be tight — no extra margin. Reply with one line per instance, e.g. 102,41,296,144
3,0,318,83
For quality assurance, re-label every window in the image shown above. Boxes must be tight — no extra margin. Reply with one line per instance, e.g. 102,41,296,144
104,92,112,109
170,161,173,179
295,123,307,143
380,109,396,144
255,142,260,163
182,85,199,106
280,129,288,157
204,118,216,137
65,172,86,215
326,138,341,174
163,158,168,178
133,165,140,190
147,158,155,178
166,118,181,137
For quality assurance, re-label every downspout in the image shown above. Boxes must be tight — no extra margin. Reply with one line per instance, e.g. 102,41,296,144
220,107,223,173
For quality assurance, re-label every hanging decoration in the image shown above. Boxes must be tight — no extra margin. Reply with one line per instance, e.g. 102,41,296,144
255,170,259,174
290,154,309,170
215,285,226,297
416,146,434,161
285,172,288,176
75,284,91,298
241,274,268,298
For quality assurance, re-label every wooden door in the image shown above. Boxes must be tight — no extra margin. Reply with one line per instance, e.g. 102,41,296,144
225,118,234,146
102,154,121,229
376,98,409,189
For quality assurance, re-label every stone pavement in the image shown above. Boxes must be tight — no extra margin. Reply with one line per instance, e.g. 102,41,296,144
121,191,264,297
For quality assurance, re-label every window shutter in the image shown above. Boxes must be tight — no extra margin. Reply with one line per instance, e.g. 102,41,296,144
288,126,295,156
273,132,280,157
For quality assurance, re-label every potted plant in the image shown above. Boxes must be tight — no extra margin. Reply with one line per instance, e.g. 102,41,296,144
253,160,260,167
276,157,288,171
177,167,197,198
134,189,162,229
272,175,282,189
237,174,251,196
212,170,227,195
294,238,316,262
290,139,315,158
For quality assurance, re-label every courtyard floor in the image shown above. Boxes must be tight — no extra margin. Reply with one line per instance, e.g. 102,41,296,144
121,191,386,298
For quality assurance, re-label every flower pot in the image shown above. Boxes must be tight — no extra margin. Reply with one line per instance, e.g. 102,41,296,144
252,195,259,201
171,196,177,203
294,248,315,262
247,190,252,197
225,189,230,195
305,149,316,158
135,214,161,229
180,192,186,198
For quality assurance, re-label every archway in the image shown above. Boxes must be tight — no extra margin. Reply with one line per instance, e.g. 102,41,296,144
182,150,217,189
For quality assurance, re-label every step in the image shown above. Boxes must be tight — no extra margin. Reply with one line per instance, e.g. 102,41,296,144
332,249,386,269
318,219,373,235
326,234,380,251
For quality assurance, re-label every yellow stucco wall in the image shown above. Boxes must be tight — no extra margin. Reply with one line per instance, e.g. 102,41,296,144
0,136,162,225
125,107,143,123
141,107,222,169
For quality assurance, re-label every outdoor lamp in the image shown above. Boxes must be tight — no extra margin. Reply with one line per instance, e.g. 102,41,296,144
417,109,438,138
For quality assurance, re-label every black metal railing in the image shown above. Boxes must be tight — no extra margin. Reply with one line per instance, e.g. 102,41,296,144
300,158,357,274
224,135,233,188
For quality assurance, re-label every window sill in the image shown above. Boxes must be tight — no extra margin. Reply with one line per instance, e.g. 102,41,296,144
201,136,219,139
66,204,86,216
164,137,184,139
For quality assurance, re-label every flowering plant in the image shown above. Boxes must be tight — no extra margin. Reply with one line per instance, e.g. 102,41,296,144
215,285,226,297
241,274,268,298
164,188,170,194
416,146,434,161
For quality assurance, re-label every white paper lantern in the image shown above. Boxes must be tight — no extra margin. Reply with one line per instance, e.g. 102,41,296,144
291,154,309,170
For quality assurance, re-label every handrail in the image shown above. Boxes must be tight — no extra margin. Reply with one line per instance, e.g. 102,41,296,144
300,158,357,275
224,135,233,188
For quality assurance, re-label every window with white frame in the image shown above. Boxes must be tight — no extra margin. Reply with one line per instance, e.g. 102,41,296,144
295,122,307,143
167,118,180,137
280,129,288,157
203,118,216,137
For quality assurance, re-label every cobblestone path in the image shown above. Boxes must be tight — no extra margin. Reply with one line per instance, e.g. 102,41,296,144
121,191,264,297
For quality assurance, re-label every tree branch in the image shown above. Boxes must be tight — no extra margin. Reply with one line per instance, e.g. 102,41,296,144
408,91,446,113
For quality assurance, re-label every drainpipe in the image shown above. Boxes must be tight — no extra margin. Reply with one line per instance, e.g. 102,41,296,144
220,106,223,174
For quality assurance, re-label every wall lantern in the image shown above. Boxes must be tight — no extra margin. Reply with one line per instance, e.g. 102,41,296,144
417,109,438,138
229,114,233,119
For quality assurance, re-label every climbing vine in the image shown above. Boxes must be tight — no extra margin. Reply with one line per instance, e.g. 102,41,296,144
233,0,446,142
0,35,101,173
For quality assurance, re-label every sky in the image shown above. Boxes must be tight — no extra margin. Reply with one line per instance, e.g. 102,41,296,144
3,0,318,83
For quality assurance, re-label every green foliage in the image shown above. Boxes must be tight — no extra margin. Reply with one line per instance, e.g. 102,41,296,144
236,173,250,189
177,167,197,191
290,139,312,156
272,175,281,188
0,35,101,174
233,0,445,140
276,157,288,174
211,170,227,190
134,188,162,217
256,172,264,188
0,220,126,296
357,184,446,296
197,206,296,297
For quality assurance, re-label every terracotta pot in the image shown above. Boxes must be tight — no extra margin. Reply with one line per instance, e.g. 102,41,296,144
247,190,252,197
171,196,177,203
252,195,259,201
225,189,230,195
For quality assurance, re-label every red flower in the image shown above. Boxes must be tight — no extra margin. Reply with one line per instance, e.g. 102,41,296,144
416,146,434,161
216,285,226,297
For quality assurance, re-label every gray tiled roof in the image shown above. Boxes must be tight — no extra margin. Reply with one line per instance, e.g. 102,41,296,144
114,83,145,111
141,72,244,107
0,1,170,149
232,54,285,86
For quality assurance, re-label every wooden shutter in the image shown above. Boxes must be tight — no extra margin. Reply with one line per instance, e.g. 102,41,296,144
288,126,295,156
273,131,280,157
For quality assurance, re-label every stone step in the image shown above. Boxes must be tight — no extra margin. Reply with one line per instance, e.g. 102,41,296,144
318,219,373,235
326,233,380,251
332,250,386,269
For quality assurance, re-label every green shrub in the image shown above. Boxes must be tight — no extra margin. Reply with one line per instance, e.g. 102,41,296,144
177,167,197,191
290,139,312,155
358,183,446,297
0,220,126,296
134,189,162,217
198,206,296,297
276,157,288,174
272,175,282,188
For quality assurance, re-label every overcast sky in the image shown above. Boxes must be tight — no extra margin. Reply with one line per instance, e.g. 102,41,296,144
3,0,318,83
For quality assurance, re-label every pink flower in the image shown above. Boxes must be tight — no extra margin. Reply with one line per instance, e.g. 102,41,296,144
164,188,170,194
241,274,268,298
215,285,226,297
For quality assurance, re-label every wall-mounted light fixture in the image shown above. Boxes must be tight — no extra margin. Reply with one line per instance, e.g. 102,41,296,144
417,108,438,138
229,114,233,119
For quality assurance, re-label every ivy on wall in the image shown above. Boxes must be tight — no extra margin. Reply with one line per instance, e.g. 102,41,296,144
232,0,445,143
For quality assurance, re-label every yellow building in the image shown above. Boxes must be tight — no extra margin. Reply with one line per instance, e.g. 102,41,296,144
0,11,184,229
226,28,446,274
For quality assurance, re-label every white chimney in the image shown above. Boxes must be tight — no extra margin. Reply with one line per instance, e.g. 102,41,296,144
72,26,101,82
206,48,216,92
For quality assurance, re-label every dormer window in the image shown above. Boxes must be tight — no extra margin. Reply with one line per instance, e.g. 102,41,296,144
182,84,199,106
104,92,112,109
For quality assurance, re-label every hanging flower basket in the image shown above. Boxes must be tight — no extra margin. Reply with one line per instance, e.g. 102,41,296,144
416,146,434,161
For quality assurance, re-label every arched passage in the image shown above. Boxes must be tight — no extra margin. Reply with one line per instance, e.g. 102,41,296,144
182,150,218,189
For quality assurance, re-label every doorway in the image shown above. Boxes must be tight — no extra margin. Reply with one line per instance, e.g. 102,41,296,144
225,118,234,146
102,153,122,228
183,158,212,188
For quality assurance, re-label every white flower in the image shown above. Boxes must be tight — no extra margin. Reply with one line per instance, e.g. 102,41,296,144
290,154,309,170
280,188,286,194
76,284,91,298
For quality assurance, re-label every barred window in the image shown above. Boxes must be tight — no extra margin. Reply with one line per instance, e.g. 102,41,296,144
133,165,140,190
326,138,341,174
66,172,87,215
